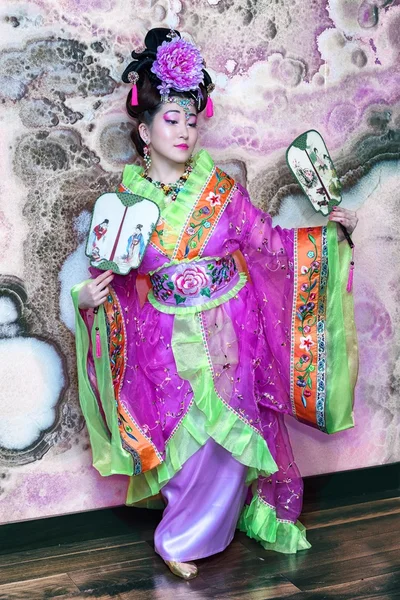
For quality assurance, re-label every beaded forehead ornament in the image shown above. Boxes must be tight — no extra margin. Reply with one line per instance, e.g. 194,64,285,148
162,96,197,120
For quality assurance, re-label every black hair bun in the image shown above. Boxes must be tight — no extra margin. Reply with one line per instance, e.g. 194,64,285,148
121,29,181,85
144,28,181,52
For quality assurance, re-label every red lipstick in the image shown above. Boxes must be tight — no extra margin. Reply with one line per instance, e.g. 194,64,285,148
175,144,189,149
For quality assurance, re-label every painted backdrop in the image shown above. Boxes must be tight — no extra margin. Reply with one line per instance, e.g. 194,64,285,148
0,0,399,523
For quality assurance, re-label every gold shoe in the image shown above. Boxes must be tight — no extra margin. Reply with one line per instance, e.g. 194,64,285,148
165,560,198,580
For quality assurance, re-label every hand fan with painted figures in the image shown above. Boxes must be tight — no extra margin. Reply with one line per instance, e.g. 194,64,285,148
286,129,353,248
86,191,160,275
286,129,343,215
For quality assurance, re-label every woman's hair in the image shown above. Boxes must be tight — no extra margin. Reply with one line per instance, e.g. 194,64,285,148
121,28,212,157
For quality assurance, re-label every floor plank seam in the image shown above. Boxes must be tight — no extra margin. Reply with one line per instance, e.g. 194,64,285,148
0,541,148,569
303,510,400,530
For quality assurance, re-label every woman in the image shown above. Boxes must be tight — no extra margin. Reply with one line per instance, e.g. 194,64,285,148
71,28,358,581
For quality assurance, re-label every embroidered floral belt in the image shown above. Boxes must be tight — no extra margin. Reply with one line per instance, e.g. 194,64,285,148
148,255,247,314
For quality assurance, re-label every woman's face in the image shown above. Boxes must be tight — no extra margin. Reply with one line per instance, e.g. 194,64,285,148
142,101,198,165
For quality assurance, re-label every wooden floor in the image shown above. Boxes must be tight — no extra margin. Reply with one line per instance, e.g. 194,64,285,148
0,490,399,600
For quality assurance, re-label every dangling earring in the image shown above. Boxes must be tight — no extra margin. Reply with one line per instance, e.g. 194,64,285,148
143,144,151,175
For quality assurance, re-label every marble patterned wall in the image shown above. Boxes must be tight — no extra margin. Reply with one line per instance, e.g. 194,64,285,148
0,0,399,523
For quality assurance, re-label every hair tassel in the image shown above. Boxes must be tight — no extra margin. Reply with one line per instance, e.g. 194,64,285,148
131,83,138,106
206,96,214,118
128,71,139,106
95,327,102,358
346,247,355,293
206,83,215,118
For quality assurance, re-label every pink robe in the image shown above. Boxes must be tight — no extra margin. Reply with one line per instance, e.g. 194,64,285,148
71,149,357,557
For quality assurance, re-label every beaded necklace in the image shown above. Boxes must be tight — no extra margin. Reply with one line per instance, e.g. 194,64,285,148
141,159,193,203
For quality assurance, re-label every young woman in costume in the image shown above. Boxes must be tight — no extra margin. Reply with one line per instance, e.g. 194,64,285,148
72,28,358,580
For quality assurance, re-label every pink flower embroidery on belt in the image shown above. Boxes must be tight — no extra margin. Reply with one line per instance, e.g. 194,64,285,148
174,266,209,296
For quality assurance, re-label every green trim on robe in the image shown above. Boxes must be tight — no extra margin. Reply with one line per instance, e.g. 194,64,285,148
325,222,358,433
71,283,136,475
238,492,311,554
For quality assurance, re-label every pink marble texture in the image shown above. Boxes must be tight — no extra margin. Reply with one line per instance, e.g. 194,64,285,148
0,0,398,522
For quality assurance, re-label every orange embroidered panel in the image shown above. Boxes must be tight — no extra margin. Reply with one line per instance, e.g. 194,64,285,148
104,287,161,472
173,168,235,261
150,217,177,257
118,169,235,261
291,226,328,431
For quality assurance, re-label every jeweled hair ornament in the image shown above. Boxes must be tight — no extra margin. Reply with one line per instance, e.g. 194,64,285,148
127,71,139,106
121,28,214,117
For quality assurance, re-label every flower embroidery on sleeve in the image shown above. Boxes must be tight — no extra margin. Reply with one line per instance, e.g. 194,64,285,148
299,335,314,350
206,192,221,206
294,232,323,408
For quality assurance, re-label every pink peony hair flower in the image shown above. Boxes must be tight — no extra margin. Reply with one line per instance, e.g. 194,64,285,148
151,38,204,95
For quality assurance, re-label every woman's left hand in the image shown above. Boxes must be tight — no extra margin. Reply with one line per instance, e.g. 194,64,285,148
328,206,358,241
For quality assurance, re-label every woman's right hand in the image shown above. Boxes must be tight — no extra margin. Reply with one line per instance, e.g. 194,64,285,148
78,270,114,309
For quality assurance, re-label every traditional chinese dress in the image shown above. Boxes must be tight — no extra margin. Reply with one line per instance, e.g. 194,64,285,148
71,149,357,559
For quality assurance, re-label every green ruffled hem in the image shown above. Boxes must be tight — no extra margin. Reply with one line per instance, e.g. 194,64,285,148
147,273,248,315
237,493,311,554
126,395,278,504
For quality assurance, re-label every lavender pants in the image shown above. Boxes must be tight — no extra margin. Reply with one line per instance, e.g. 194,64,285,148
154,438,248,562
